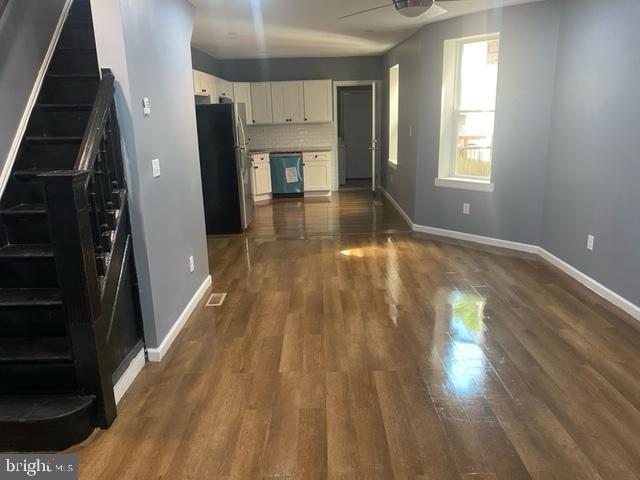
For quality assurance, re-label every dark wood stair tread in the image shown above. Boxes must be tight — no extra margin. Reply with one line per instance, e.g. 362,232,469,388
0,288,62,307
24,135,83,144
0,203,47,215
0,337,71,363
37,103,93,111
47,73,99,79
0,244,54,259
0,394,94,423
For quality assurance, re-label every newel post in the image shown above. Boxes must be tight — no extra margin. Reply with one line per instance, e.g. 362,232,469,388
41,171,117,428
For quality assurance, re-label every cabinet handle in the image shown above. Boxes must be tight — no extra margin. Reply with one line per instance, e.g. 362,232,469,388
304,118,308,121
253,166,258,169
252,120,256,123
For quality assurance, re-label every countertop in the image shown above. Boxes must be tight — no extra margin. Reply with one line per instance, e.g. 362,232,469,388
249,146,333,155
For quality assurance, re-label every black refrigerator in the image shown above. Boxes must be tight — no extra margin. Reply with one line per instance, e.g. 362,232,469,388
195,103,254,234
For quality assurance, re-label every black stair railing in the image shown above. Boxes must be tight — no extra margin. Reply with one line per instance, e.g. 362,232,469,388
38,68,125,428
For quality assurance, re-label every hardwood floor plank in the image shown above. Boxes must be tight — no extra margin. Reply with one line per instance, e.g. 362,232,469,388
68,191,640,480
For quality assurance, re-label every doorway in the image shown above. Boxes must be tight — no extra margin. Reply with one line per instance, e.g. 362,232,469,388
337,86,374,190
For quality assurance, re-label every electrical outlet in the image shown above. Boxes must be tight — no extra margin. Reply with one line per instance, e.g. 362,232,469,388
586,234,595,251
152,158,161,178
189,255,195,273
463,203,470,215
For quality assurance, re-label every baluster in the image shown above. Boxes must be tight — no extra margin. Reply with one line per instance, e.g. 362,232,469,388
87,174,103,256
92,160,111,254
107,100,126,190
40,171,117,428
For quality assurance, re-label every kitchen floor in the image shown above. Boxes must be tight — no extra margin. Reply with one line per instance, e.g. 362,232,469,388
245,190,410,238
69,192,640,479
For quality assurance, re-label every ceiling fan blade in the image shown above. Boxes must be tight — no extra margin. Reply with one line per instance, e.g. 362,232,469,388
427,3,448,17
337,3,394,20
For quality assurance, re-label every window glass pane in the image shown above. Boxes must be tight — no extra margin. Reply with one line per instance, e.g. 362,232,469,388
455,147,492,178
457,112,494,149
459,39,499,111
389,65,399,164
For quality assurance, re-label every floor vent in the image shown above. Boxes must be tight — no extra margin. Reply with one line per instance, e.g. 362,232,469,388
206,293,227,307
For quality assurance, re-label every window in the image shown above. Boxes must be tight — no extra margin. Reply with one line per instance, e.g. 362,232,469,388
437,34,500,192
388,64,399,166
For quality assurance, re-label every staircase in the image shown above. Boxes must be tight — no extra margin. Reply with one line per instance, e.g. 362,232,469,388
0,0,139,451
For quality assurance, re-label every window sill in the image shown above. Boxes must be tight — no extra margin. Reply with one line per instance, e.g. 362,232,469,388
434,177,494,192
388,160,398,169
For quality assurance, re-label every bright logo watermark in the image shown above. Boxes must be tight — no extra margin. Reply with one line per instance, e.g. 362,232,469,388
1,455,77,479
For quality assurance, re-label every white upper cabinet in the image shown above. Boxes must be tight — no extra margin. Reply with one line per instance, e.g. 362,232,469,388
303,80,333,123
193,74,334,125
193,70,210,96
214,77,233,101
272,81,304,124
232,83,253,124
250,82,273,125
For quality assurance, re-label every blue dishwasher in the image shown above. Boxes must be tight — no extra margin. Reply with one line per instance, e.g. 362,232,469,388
270,152,304,195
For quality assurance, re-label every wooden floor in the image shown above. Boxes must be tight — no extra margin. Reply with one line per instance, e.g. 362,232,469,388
71,192,640,479
245,190,411,238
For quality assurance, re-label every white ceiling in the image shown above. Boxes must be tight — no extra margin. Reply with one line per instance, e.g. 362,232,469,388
190,0,543,60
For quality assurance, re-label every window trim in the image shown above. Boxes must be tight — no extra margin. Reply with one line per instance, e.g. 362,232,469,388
388,64,400,166
437,33,500,192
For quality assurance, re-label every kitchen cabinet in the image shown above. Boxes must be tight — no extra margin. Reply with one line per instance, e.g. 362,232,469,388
303,151,332,193
193,70,210,97
271,81,304,124
233,82,253,124
214,77,233,101
250,82,273,124
303,80,333,123
251,154,272,201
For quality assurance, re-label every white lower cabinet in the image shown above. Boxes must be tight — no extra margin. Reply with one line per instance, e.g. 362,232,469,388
251,155,272,201
303,151,332,193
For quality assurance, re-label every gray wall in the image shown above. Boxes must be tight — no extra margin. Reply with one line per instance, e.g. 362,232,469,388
193,54,383,82
541,0,640,306
92,0,209,348
0,0,66,190
381,1,561,245
191,46,224,77
382,0,640,308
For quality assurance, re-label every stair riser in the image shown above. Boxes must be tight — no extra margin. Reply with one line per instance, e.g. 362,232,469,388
68,1,92,22
2,215,50,244
0,307,65,338
40,77,99,104
16,143,81,171
0,400,94,452
28,108,91,137
0,259,58,288
50,50,99,76
58,26,96,50
0,180,45,207
0,364,76,393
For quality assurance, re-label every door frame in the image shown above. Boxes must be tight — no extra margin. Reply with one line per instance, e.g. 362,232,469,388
333,80,382,192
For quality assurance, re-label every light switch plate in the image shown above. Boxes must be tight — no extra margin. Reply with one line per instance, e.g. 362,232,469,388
586,234,595,251
463,203,470,215
143,97,151,117
189,255,195,273
152,158,161,178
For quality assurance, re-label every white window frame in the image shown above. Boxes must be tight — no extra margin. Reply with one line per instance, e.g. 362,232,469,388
436,33,500,192
388,64,399,167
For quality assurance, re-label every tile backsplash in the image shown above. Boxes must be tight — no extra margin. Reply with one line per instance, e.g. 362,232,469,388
247,123,335,150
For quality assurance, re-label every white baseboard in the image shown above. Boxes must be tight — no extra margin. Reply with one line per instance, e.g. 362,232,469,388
0,0,73,198
413,224,539,254
538,248,640,321
380,187,640,323
146,275,212,362
379,187,414,229
113,347,146,404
